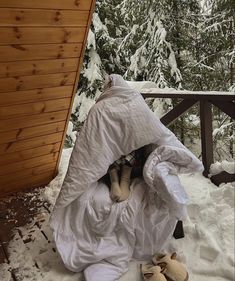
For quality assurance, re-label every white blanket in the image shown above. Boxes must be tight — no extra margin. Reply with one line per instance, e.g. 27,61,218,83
50,75,203,281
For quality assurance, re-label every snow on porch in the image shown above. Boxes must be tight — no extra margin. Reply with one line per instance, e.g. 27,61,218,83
0,148,234,281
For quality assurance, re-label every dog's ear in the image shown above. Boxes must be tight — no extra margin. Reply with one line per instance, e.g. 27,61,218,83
157,262,167,272
171,252,177,260
143,273,154,279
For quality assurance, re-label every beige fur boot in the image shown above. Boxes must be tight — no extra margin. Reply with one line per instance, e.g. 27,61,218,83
152,253,189,281
141,264,167,281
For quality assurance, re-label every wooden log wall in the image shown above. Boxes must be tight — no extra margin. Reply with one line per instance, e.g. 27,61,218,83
0,0,96,195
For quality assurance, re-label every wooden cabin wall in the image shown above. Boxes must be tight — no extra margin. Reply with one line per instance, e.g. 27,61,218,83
0,0,96,195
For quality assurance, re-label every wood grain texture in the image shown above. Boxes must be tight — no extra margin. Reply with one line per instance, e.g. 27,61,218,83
0,43,82,62
0,132,63,155
0,0,93,10
0,152,59,175
0,9,89,26
0,110,68,132
211,171,235,186
0,0,96,194
0,59,78,78
0,86,73,106
0,121,65,144
200,101,213,177
0,98,70,119
0,27,86,45
0,170,55,194
53,0,97,176
0,142,60,165
0,163,56,184
0,72,76,93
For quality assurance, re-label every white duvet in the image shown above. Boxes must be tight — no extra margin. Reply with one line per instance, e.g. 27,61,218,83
50,75,203,281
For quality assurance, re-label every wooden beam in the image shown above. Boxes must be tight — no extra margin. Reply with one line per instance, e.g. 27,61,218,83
200,100,213,177
211,100,235,119
160,99,197,126
211,171,235,186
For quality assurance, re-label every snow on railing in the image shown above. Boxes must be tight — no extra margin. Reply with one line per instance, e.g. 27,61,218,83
139,88,235,186
141,88,235,98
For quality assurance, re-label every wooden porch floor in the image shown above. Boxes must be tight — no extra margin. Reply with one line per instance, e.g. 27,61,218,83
0,189,53,280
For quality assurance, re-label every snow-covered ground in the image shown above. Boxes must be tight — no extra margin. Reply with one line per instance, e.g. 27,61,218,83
0,148,234,281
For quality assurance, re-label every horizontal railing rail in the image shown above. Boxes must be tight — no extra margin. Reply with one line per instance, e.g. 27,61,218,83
141,90,235,186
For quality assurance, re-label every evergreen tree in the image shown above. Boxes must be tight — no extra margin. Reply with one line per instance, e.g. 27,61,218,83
65,4,106,146
201,0,235,160
65,0,234,161
118,0,182,88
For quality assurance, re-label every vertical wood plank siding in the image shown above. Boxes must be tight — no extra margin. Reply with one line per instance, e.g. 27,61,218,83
0,0,96,195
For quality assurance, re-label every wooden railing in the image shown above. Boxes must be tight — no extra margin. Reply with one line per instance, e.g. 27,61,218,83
141,90,235,186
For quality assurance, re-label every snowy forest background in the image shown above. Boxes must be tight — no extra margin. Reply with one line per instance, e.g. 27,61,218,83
66,0,234,162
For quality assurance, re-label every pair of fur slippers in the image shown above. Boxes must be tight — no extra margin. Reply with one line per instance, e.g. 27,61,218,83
141,253,189,281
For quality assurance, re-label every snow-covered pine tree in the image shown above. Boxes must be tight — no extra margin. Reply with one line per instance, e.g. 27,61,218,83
184,0,234,91
65,25,104,146
65,2,107,147
66,0,129,146
65,0,234,161
116,0,204,149
200,0,235,160
160,0,202,147
118,0,182,89
95,0,126,75
109,0,184,128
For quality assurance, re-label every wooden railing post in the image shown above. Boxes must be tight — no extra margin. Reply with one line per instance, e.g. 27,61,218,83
142,91,234,185
200,100,214,177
